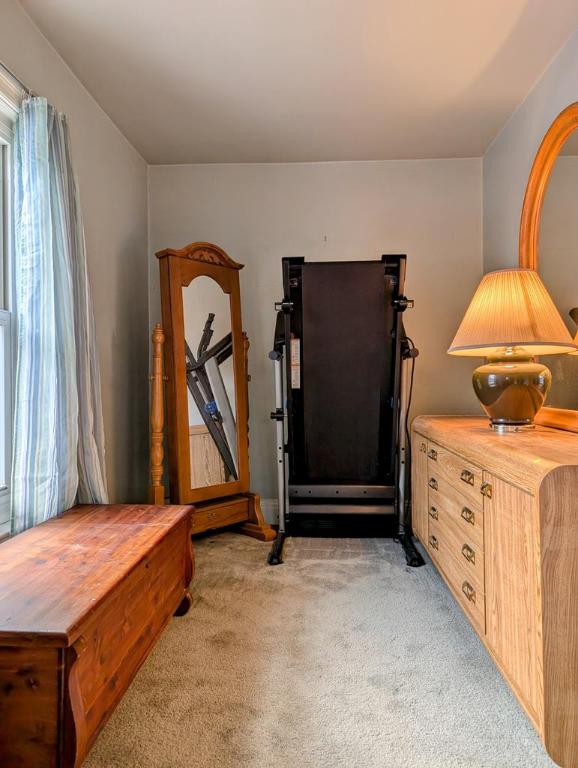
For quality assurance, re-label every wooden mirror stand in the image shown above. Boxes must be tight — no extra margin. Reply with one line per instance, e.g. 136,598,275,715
149,241,274,541
519,102,578,433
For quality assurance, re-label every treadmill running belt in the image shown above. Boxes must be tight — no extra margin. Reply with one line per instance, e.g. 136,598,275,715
301,262,393,483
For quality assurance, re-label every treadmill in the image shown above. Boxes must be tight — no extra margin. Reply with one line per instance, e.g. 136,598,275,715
282,255,405,519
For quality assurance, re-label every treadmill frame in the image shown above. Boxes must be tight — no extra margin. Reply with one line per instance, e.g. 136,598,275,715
281,255,406,523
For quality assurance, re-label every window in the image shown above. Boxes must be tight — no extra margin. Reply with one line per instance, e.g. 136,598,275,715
0,71,18,540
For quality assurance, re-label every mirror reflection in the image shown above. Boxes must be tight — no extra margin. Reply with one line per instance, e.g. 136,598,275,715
182,276,238,488
538,134,578,410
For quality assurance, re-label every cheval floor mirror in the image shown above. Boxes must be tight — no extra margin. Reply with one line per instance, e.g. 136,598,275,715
149,241,275,541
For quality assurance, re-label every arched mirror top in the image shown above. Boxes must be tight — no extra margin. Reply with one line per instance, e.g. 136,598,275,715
519,103,578,432
156,241,244,270
157,241,243,293
519,102,578,270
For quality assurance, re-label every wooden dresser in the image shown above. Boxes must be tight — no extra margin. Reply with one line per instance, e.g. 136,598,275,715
0,504,194,768
412,416,578,767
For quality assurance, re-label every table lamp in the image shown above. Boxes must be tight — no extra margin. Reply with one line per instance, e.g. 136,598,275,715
448,268,577,432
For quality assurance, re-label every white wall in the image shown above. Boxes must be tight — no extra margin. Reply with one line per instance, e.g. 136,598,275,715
149,159,483,499
1,1,149,501
483,28,578,271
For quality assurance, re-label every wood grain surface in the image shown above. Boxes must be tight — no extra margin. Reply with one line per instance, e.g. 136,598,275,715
0,504,192,645
413,415,578,493
428,484,483,551
429,515,486,634
540,466,578,767
427,441,483,510
411,438,429,543
484,473,542,728
413,415,578,766
0,503,194,768
157,242,274,542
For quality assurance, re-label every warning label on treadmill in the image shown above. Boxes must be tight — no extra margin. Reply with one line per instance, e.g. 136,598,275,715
290,338,301,389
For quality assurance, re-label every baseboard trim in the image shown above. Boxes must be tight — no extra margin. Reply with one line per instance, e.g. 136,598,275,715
260,498,279,524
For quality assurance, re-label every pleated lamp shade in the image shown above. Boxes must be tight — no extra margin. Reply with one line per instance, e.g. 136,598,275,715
448,268,577,357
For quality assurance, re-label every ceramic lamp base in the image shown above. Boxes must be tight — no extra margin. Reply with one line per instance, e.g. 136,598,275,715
472,356,551,431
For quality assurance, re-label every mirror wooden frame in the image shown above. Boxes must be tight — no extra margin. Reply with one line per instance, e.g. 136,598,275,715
153,242,275,541
519,102,578,433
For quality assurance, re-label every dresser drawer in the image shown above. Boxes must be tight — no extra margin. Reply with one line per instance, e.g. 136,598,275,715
428,516,483,596
429,485,484,552
428,517,485,633
425,517,443,567
191,499,247,533
430,506,484,589
427,443,483,509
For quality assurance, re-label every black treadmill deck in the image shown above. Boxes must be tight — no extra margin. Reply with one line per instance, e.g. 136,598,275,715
282,256,406,521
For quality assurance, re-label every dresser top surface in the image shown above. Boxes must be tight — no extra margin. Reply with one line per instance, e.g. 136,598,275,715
0,504,193,646
413,415,578,491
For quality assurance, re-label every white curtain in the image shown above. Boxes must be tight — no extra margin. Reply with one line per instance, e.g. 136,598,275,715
11,97,108,534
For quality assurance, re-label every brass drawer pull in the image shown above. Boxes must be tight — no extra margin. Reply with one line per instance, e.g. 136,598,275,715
462,581,476,604
481,482,493,499
428,506,438,520
461,543,476,564
461,507,475,525
427,448,437,461
428,478,438,490
420,442,427,453
429,534,439,551
460,469,475,486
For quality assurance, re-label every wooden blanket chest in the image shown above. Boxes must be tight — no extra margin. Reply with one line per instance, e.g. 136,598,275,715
0,504,193,768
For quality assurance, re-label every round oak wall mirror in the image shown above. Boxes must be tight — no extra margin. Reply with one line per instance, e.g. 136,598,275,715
519,102,578,432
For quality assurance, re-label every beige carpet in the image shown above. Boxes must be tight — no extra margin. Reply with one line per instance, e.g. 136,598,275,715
85,534,555,768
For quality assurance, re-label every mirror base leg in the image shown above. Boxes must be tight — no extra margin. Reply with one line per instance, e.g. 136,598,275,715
237,493,276,541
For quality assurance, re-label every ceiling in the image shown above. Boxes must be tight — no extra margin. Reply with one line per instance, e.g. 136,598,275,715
19,0,578,164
